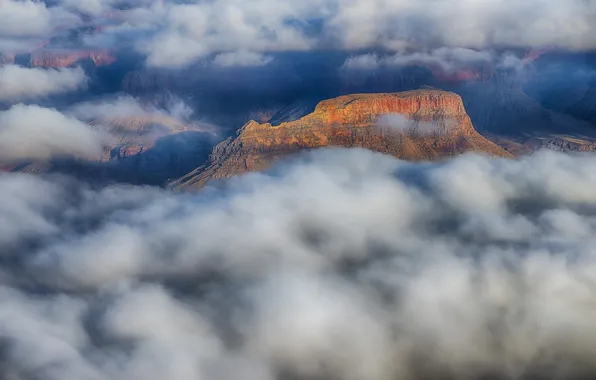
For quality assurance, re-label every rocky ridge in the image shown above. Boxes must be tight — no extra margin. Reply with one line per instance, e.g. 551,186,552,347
28,50,116,68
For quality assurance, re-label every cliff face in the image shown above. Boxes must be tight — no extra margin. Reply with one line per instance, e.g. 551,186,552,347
28,50,116,68
174,90,511,190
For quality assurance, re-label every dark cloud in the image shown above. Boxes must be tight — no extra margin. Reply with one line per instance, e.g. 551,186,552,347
2,149,596,379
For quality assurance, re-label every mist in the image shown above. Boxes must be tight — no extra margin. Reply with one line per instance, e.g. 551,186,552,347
0,104,105,161
0,65,87,102
376,113,450,136
2,148,596,380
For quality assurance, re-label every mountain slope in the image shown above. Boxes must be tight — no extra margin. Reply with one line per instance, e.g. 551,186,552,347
173,89,511,190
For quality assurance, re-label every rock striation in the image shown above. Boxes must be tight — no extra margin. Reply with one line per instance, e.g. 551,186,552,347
174,89,511,190
29,50,116,68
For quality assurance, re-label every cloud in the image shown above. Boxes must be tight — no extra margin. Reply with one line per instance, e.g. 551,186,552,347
326,0,596,51
0,104,105,162
68,95,197,124
0,0,53,38
2,1,592,69
69,96,153,120
0,0,84,41
3,148,596,379
342,48,494,72
0,65,87,102
213,50,273,68
58,0,115,17
135,1,315,68
103,0,596,67
376,113,449,136
1,1,594,68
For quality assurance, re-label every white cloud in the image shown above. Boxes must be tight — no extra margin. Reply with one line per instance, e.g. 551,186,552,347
59,0,115,16
69,96,152,120
108,0,596,67
0,0,53,38
213,50,273,68
0,104,105,162
2,1,592,68
68,95,196,124
2,1,595,68
376,113,449,136
341,53,381,70
0,65,87,102
342,48,494,73
136,0,315,68
2,149,596,379
0,0,84,41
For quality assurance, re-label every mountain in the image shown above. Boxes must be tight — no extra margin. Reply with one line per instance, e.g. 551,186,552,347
173,89,511,190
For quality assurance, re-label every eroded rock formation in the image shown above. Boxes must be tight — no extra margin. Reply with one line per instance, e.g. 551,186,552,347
174,89,511,190
29,50,116,68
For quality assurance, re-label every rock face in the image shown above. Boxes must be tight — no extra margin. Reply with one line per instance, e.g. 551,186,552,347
174,89,511,190
28,50,116,68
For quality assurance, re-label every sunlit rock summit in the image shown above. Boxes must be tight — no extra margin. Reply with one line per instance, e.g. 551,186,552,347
174,89,511,190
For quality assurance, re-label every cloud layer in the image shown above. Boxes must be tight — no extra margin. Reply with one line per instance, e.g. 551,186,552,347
2,1,591,67
127,0,596,67
2,148,596,379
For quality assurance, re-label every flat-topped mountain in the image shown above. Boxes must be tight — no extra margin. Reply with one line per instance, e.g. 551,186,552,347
173,89,511,190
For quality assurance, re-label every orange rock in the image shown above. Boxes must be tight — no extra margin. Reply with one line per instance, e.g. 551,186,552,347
174,89,512,190
29,50,116,68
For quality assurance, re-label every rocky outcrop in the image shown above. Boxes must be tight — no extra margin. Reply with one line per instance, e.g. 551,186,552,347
527,136,596,152
28,50,116,68
173,89,511,190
